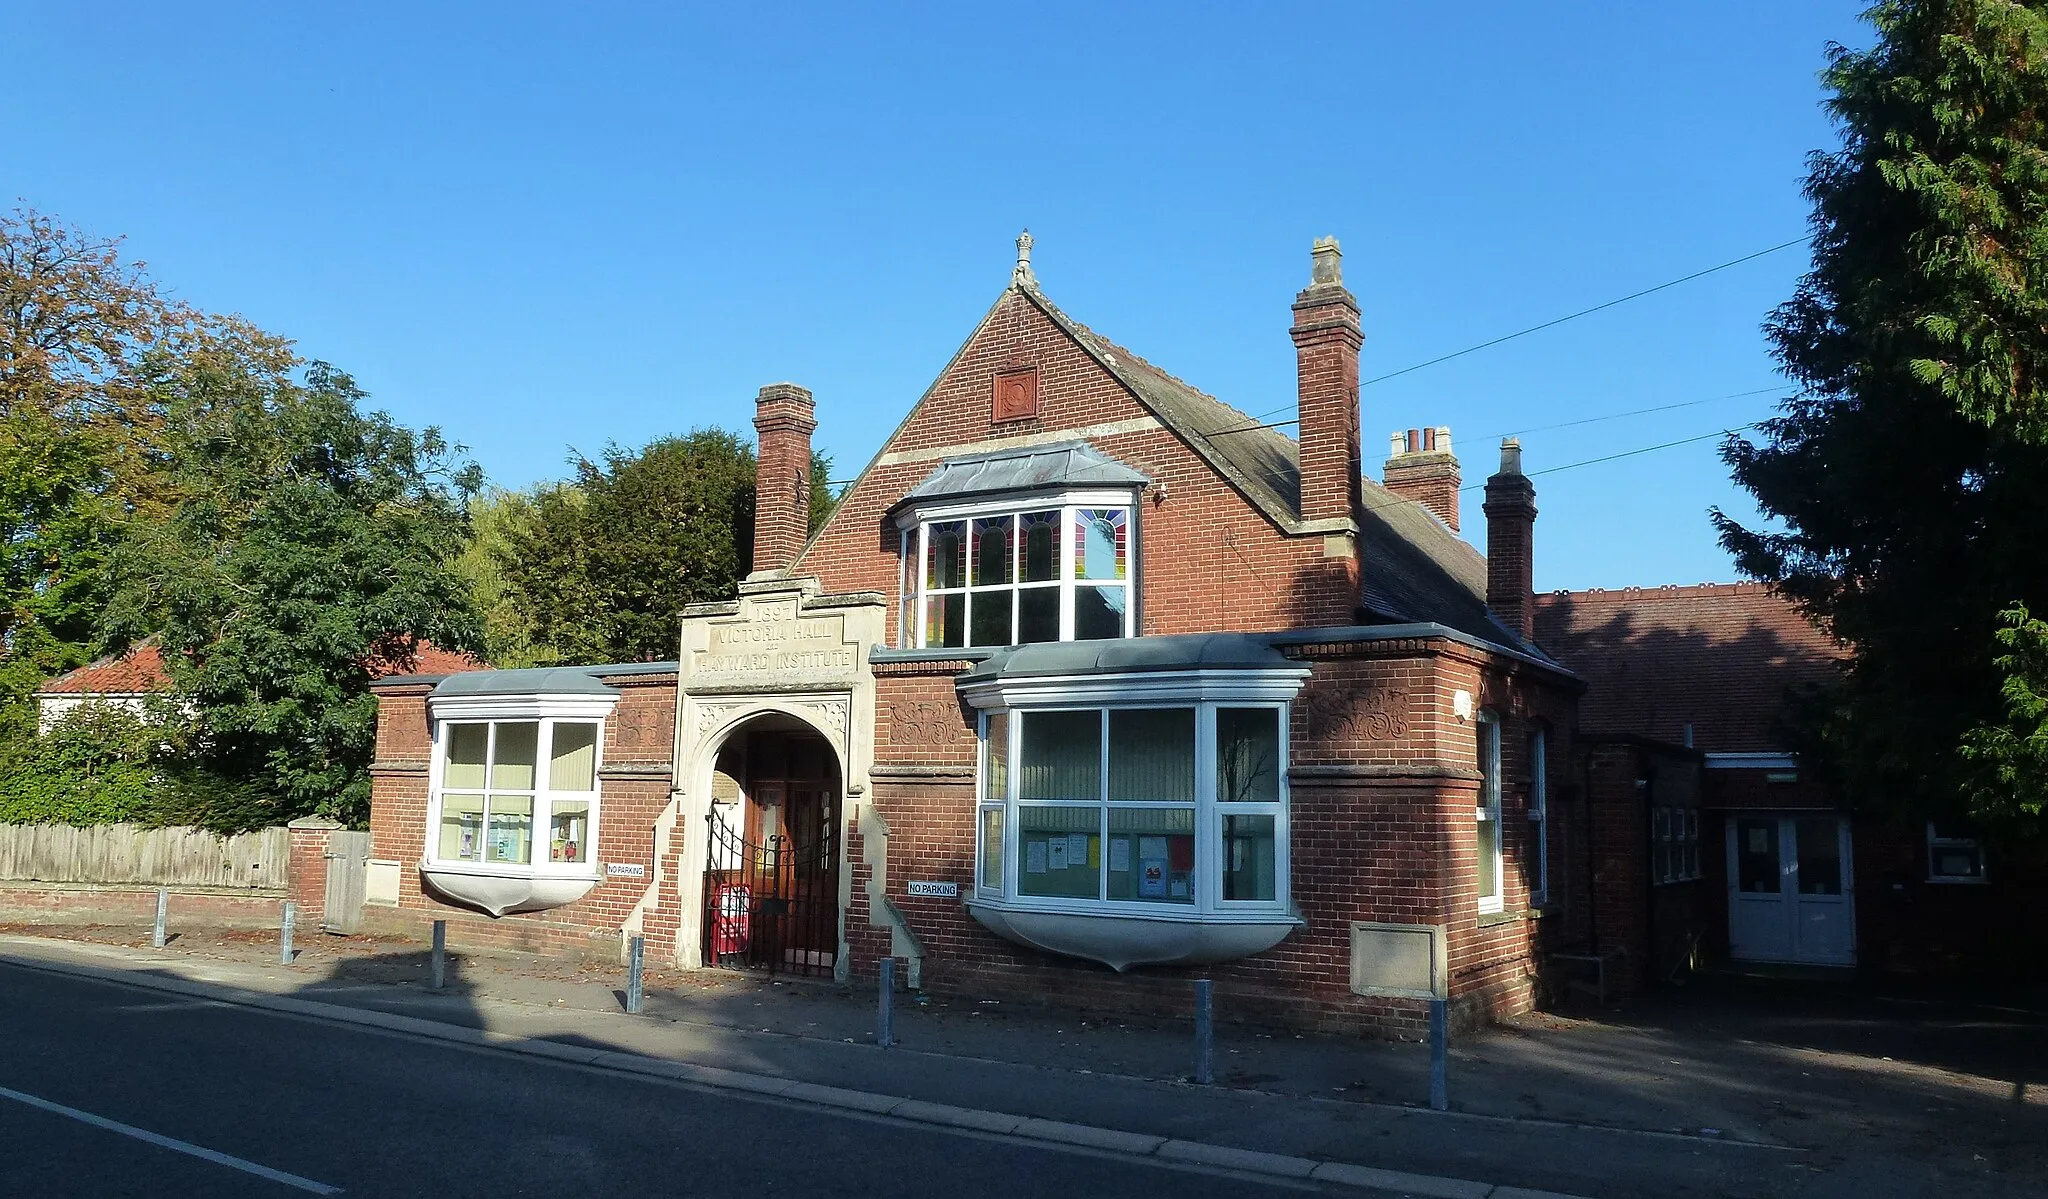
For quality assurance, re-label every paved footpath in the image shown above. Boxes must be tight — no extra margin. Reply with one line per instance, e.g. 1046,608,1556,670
0,929,2039,1198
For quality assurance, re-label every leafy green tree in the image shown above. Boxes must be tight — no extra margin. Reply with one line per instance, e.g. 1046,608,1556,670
450,487,546,668
1716,0,2048,835
1961,603,2048,820
496,433,835,665
0,701,273,831
0,207,187,728
103,359,483,826
502,431,756,663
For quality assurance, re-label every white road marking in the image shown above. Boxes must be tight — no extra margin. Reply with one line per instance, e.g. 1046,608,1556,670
0,1083,342,1195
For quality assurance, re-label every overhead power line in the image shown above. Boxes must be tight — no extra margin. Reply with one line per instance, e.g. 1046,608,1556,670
1217,235,1812,433
1357,239,1809,389
1211,384,1787,454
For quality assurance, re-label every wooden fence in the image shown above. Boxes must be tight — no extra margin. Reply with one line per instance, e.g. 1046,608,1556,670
0,823,290,890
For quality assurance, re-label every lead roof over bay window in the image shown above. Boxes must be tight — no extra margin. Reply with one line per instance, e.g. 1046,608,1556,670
895,442,1150,650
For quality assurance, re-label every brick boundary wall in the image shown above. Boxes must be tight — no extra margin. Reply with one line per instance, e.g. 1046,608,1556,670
356,903,626,963
0,881,289,930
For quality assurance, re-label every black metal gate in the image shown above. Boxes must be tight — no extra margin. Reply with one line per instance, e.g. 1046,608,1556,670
702,803,838,977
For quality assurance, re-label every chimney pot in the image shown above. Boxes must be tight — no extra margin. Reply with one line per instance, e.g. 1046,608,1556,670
1382,422,1462,531
1499,435,1524,475
1309,236,1343,288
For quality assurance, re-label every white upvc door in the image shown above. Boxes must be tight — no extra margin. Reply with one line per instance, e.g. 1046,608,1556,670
1724,814,1856,966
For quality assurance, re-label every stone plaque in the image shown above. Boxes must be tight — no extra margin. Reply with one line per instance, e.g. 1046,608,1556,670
682,591,865,691
1349,921,1446,1000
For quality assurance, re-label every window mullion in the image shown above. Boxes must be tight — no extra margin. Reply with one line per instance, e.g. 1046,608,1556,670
1060,505,1074,641
1097,708,1110,900
1006,711,1021,898
915,523,929,648
482,721,498,844
1195,703,1216,914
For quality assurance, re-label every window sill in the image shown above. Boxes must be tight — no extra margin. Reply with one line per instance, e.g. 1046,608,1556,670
419,862,601,918
1924,876,1991,886
965,900,1302,971
1477,910,1524,929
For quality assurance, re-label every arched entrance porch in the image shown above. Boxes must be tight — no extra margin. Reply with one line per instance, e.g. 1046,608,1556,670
700,711,843,978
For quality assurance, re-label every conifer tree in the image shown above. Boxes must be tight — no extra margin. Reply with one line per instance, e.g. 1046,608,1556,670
1716,0,2048,834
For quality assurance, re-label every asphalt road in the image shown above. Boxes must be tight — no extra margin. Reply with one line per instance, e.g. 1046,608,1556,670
0,962,1308,1198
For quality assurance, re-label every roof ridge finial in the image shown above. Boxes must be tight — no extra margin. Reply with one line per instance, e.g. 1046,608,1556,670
1309,235,1342,288
1014,228,1036,287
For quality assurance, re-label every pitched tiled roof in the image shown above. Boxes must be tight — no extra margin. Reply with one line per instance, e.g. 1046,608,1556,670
36,644,168,695
1023,287,1533,657
1533,583,1845,753
37,639,482,696
364,640,484,679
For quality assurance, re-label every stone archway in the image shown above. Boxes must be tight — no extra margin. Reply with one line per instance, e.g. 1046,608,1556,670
697,710,845,976
664,579,891,980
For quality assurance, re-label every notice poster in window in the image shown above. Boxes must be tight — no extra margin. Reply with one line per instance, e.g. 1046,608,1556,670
1169,875,1189,899
1747,827,1770,854
1066,833,1089,864
1109,838,1131,873
1027,841,1048,874
1138,836,1169,860
1139,858,1167,898
1048,839,1068,870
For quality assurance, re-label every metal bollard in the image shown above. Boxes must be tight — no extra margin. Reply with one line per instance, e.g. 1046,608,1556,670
430,920,447,990
152,887,168,948
1428,997,1449,1111
877,957,895,1048
280,901,296,964
625,936,645,1014
1194,978,1215,1084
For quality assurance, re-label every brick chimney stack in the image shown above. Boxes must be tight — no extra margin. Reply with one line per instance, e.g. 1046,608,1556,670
1482,437,1537,642
1290,237,1363,541
750,382,817,579
1383,425,1461,531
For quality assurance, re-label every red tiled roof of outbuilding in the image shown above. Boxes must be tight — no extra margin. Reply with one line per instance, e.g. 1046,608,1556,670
1533,582,1845,754
35,644,170,695
36,639,482,696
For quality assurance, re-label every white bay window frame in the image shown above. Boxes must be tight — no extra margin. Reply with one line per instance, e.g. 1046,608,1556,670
898,489,1138,649
421,693,614,916
975,702,1290,916
959,660,1308,970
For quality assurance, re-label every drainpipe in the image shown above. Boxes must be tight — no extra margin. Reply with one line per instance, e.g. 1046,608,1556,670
1637,760,1655,986
1581,749,1600,955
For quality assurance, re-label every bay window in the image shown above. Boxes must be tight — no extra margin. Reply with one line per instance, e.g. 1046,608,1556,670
975,702,1288,913
429,715,604,873
906,495,1134,648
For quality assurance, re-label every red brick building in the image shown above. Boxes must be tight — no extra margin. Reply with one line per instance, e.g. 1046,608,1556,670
1536,583,2043,987
365,235,1586,1034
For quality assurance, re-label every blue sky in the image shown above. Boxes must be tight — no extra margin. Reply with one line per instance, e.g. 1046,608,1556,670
4,2,1867,590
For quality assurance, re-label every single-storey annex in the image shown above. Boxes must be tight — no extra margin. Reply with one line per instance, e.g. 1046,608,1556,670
366,235,1585,1033
1537,583,2047,988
